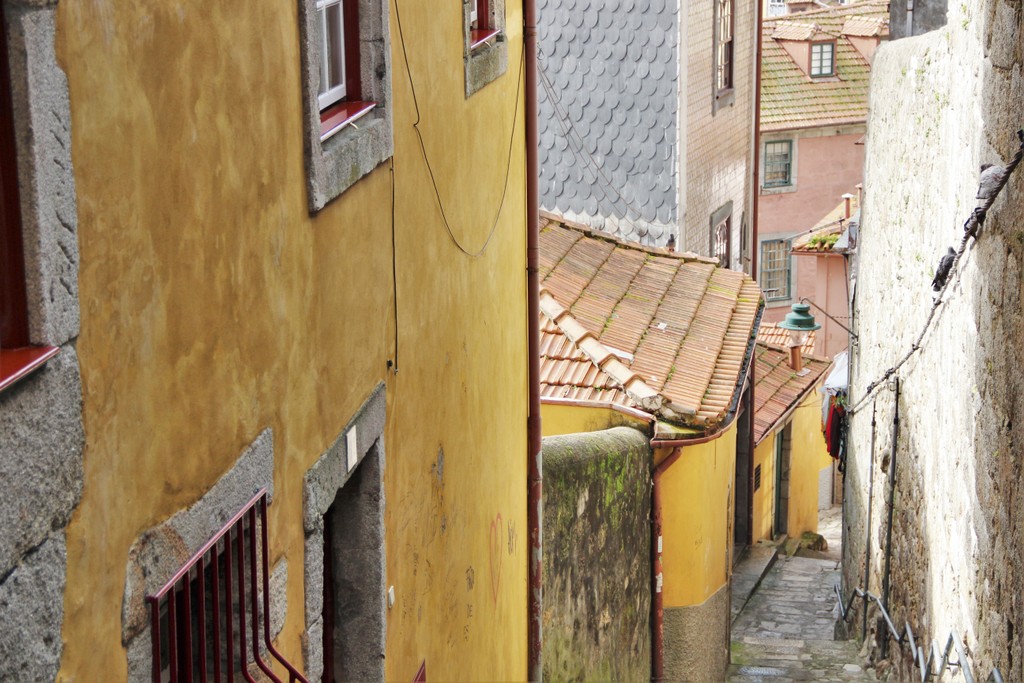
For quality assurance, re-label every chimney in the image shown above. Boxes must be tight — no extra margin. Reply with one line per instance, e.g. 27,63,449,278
666,234,676,252
841,192,855,218
788,342,804,373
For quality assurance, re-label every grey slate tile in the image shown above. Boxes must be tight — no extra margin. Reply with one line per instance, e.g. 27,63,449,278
537,0,678,244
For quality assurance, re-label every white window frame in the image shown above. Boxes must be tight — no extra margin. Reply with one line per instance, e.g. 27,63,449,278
470,0,478,25
317,0,348,111
760,238,793,303
810,42,835,78
763,140,794,189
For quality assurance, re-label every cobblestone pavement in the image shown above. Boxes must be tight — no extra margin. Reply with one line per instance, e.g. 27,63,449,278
728,508,875,682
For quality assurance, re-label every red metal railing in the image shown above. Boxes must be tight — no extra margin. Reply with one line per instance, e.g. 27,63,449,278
146,489,308,683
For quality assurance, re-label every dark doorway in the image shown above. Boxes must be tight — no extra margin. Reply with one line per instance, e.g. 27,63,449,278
774,425,792,537
322,446,385,683
733,387,753,559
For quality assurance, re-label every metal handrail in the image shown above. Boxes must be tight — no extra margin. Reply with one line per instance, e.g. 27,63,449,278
835,584,1004,683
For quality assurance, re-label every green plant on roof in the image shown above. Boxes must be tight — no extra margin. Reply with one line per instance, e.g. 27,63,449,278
807,234,840,250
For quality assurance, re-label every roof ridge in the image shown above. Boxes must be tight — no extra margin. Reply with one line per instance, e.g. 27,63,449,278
755,340,833,364
763,0,890,25
539,210,717,265
538,290,676,417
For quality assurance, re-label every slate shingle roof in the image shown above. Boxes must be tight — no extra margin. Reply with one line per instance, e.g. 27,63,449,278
753,342,831,444
761,1,889,132
538,214,763,430
536,0,679,244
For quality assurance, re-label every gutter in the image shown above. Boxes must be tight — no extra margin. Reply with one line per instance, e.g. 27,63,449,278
524,0,543,678
650,301,764,680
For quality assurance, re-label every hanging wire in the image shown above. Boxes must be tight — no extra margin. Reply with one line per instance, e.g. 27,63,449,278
392,0,525,258
849,129,1024,415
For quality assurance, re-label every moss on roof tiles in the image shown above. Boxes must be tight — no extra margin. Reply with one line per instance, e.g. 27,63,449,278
761,0,888,131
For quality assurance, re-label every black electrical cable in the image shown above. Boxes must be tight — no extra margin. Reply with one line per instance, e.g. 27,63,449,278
393,0,525,258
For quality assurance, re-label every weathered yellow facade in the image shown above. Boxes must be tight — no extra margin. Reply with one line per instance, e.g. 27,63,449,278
658,427,738,608
53,0,528,679
752,392,832,542
540,401,650,437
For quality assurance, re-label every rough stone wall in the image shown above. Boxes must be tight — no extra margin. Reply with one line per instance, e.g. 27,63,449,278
0,2,84,680
683,0,755,267
541,427,652,682
845,2,1024,678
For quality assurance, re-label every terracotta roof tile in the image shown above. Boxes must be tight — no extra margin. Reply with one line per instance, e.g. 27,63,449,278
791,192,861,253
753,342,832,444
757,322,817,355
539,216,763,430
761,1,889,132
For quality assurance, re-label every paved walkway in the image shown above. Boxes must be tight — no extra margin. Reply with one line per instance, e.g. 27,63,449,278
728,507,875,682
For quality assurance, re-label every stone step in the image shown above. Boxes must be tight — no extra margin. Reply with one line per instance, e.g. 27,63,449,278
729,639,875,681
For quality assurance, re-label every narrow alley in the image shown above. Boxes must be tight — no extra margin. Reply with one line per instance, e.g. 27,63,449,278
728,508,875,682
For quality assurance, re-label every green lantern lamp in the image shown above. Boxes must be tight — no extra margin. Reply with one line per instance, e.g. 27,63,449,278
777,303,820,371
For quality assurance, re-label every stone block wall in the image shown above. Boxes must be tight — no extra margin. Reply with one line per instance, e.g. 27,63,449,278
541,427,652,682
845,2,1024,677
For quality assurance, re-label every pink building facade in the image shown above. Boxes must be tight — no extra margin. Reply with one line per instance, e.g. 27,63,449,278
756,2,887,348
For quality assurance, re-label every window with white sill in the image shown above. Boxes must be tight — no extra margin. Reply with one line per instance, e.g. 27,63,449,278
464,0,508,97
300,0,393,212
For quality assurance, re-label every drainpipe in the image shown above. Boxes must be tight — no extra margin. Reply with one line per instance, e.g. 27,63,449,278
880,377,900,659
524,0,543,678
862,400,877,642
751,0,763,277
649,301,762,679
650,435,712,681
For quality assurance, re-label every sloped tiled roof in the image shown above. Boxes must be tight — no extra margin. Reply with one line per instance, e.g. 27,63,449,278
791,191,861,253
753,343,832,444
761,1,889,132
536,0,679,244
538,214,763,430
756,322,816,355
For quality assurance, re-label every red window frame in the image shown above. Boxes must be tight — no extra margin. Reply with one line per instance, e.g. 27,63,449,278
0,7,58,394
318,0,375,141
469,0,500,50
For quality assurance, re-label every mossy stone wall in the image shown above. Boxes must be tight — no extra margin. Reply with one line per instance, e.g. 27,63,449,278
541,427,652,682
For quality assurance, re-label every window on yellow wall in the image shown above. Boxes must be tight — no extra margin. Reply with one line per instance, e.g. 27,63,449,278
317,0,376,142
299,0,393,212
463,0,508,97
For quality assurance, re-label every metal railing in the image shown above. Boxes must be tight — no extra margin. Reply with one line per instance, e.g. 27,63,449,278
835,584,1004,683
146,489,307,683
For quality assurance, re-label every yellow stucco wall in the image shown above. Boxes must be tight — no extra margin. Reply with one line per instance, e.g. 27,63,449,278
55,0,527,680
786,392,833,538
660,425,737,608
752,437,777,542
751,390,832,543
540,401,651,437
